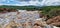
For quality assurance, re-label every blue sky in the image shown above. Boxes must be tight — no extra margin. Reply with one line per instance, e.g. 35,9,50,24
0,0,60,6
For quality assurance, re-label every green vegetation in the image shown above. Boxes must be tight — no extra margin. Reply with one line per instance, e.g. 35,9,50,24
0,5,40,11
40,6,60,18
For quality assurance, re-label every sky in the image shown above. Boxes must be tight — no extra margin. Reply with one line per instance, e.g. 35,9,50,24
0,0,60,6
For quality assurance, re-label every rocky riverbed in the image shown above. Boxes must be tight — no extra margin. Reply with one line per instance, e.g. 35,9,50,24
0,10,59,28
0,10,40,28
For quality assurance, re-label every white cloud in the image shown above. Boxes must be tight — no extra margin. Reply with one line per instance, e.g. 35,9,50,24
0,0,60,6
43,0,60,6
28,0,40,5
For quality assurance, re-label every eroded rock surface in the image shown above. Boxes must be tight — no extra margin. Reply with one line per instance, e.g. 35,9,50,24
46,16,60,26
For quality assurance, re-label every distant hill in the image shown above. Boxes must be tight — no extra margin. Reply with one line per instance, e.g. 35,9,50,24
0,5,41,11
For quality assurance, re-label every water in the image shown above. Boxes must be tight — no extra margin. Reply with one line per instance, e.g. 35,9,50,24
0,11,40,28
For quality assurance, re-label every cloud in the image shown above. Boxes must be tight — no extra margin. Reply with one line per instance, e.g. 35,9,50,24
43,0,60,6
0,0,60,6
16,0,31,2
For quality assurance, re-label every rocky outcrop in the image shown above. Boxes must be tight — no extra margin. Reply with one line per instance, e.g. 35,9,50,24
46,16,60,26
0,8,17,13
